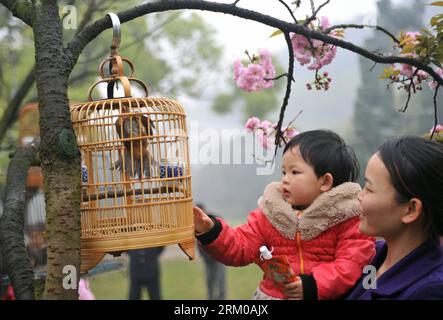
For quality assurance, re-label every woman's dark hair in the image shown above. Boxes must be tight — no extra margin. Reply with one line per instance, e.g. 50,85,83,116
378,136,443,237
283,130,359,187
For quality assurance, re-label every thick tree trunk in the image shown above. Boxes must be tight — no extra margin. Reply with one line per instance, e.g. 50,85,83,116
0,142,39,300
33,1,81,299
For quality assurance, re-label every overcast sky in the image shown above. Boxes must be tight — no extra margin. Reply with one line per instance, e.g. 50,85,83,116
200,0,406,61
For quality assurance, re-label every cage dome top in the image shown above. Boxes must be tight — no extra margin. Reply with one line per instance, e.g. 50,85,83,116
87,13,150,102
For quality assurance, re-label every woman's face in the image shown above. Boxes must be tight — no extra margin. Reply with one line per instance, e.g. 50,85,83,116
358,153,409,238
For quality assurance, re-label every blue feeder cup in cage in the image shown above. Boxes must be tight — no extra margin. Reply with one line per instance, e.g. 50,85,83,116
160,163,184,178
82,164,88,183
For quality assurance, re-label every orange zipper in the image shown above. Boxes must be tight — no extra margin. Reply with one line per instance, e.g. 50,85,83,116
296,211,304,274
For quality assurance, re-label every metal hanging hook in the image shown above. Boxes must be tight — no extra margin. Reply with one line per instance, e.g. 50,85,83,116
107,13,121,52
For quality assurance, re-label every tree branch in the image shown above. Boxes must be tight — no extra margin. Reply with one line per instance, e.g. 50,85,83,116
0,65,36,146
64,0,443,86
0,0,34,27
431,85,440,140
274,31,295,158
73,0,97,35
265,73,288,81
325,24,400,45
304,0,330,26
399,68,420,113
278,0,298,24
0,139,40,300
76,12,182,66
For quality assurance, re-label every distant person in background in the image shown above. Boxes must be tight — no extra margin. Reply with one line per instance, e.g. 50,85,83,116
128,247,164,300
196,203,226,300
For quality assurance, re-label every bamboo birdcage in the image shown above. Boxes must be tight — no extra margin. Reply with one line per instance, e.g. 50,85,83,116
71,14,195,273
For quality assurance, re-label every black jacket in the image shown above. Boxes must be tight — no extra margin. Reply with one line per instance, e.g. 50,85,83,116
128,247,164,282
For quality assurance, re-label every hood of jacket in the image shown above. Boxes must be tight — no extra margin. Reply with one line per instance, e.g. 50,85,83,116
258,181,362,240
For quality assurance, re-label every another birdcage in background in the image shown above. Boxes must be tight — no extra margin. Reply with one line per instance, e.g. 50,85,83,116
71,14,194,273
19,103,44,189
18,103,47,276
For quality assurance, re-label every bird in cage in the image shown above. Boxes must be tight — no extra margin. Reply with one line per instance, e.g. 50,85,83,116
113,113,158,179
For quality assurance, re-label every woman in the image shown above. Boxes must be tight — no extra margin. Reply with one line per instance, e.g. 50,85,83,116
347,136,443,299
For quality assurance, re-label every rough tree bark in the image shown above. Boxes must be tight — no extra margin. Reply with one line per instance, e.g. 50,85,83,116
0,140,39,300
33,1,81,300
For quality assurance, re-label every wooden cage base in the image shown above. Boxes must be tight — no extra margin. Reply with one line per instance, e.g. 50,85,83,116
80,226,195,273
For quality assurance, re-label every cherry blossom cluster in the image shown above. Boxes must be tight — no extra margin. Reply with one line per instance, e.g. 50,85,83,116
388,32,443,91
233,49,276,92
245,117,300,150
233,18,343,93
291,17,339,71
429,124,443,141
306,71,332,91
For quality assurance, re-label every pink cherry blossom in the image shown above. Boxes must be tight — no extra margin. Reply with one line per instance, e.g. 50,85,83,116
233,59,243,81
405,31,421,47
258,48,272,69
406,31,421,38
245,117,261,132
283,128,300,140
260,120,272,133
291,32,337,70
428,68,443,90
416,70,429,81
320,16,330,30
400,63,414,78
236,63,265,92
430,124,443,134
244,117,300,150
233,49,276,92
257,131,271,150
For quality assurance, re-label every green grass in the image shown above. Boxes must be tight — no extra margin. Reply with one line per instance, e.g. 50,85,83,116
89,258,262,300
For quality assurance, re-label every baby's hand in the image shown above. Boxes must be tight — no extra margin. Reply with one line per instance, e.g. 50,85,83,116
193,206,215,235
284,277,303,300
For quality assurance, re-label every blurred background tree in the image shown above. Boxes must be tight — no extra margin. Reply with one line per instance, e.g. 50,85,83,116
351,0,442,182
0,0,224,183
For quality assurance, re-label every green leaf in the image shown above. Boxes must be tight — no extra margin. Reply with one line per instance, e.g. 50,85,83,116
401,47,414,54
269,29,283,39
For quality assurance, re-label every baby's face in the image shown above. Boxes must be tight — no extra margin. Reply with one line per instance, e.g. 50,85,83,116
281,146,324,209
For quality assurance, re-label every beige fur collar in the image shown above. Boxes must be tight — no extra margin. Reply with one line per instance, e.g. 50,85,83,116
258,181,362,240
